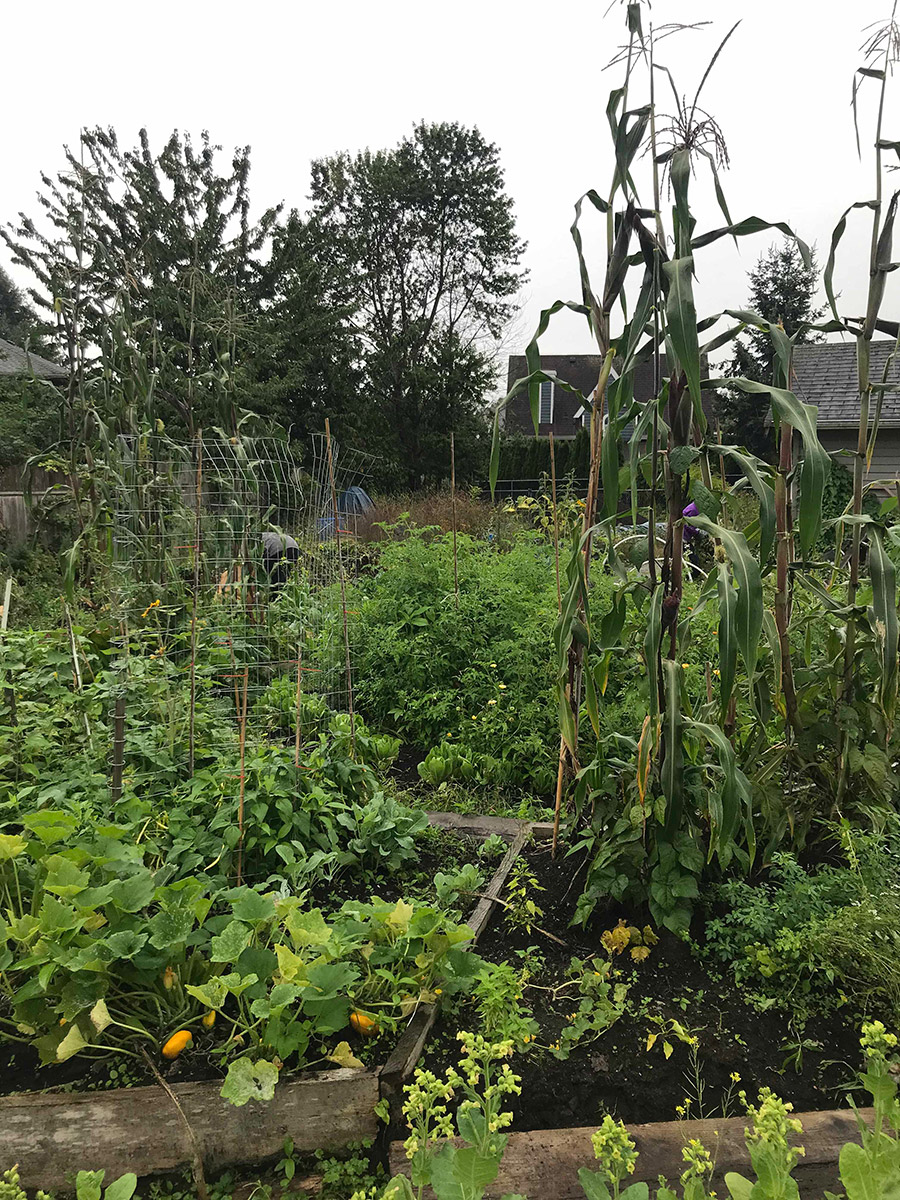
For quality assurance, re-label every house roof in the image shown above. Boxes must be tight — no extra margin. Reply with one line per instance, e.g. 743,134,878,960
792,340,900,428
0,337,67,380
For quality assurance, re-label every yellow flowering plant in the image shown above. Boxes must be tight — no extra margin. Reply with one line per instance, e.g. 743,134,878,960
386,1032,523,1200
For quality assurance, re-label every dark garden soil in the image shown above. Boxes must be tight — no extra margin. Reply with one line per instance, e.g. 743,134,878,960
388,744,428,790
419,841,869,1131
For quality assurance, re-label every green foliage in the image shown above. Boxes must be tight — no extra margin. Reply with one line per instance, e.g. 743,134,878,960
0,809,479,1094
309,121,525,489
473,960,539,1049
382,1031,523,1200
349,526,588,793
503,861,545,934
703,828,900,1020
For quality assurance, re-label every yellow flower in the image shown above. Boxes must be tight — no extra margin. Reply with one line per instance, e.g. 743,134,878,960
435,988,442,995
498,683,507,689
490,662,497,667
488,699,497,706
682,662,690,669
730,1072,741,1083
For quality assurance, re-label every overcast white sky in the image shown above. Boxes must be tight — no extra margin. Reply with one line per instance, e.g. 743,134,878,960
4,0,900,380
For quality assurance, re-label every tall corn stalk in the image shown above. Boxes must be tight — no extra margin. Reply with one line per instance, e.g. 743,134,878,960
827,10,900,799
491,3,849,928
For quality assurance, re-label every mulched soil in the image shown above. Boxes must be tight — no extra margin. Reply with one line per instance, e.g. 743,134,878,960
421,840,868,1130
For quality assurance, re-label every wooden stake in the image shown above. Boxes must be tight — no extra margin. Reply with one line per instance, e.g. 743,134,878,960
1,578,14,727
324,418,356,754
294,642,303,768
551,736,567,858
188,430,203,777
549,429,567,859
450,432,459,608
236,664,249,886
111,692,126,803
0,578,11,632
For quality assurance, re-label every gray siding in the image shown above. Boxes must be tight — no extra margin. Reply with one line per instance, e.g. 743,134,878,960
818,429,900,485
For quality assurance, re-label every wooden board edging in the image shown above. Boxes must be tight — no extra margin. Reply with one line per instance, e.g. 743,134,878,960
379,824,533,1105
389,1108,876,1199
1,1068,378,1191
426,811,553,841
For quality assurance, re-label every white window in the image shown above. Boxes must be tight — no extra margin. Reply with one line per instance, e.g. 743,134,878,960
539,379,554,424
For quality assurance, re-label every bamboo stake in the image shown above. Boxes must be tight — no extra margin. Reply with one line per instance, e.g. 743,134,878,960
63,599,92,750
0,578,11,632
324,418,356,754
294,642,303,768
450,432,459,609
188,430,203,777
236,664,249,886
1,578,14,728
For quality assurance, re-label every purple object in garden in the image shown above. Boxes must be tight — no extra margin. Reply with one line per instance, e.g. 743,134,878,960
682,501,699,542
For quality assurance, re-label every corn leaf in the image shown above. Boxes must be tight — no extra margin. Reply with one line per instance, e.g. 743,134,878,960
691,518,763,680
706,378,830,557
868,526,899,724
716,562,738,721
663,256,701,411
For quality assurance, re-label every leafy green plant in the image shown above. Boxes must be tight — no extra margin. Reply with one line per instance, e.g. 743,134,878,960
503,862,544,934
473,960,539,1050
702,829,900,1021
434,863,485,912
418,743,476,786
548,958,629,1062
478,834,507,862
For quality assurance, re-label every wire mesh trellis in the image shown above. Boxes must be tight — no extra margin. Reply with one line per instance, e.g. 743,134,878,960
107,430,375,816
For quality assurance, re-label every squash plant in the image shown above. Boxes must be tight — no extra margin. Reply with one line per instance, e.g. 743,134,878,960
0,823,480,1103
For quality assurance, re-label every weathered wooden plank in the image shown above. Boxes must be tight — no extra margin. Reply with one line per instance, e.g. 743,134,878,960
380,825,532,1105
426,811,554,841
2,1068,378,1191
389,1109,876,1200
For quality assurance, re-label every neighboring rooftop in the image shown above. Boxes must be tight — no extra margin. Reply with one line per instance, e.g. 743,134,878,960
0,337,67,380
792,340,900,429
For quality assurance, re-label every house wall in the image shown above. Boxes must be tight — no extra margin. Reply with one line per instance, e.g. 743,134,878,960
818,429,900,486
503,387,585,439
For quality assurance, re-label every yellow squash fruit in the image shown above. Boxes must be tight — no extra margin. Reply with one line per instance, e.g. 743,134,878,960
349,1010,379,1037
202,1010,216,1029
162,1030,193,1059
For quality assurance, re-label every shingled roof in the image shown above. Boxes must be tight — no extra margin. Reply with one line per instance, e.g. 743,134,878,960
0,337,67,380
792,341,900,429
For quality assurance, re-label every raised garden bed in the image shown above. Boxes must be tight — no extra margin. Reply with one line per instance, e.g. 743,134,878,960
0,816,536,1190
418,839,873,1129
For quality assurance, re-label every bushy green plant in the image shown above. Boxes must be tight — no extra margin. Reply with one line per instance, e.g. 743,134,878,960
347,527,579,792
702,828,900,1020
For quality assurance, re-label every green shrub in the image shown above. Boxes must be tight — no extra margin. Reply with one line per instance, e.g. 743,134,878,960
703,828,900,1021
